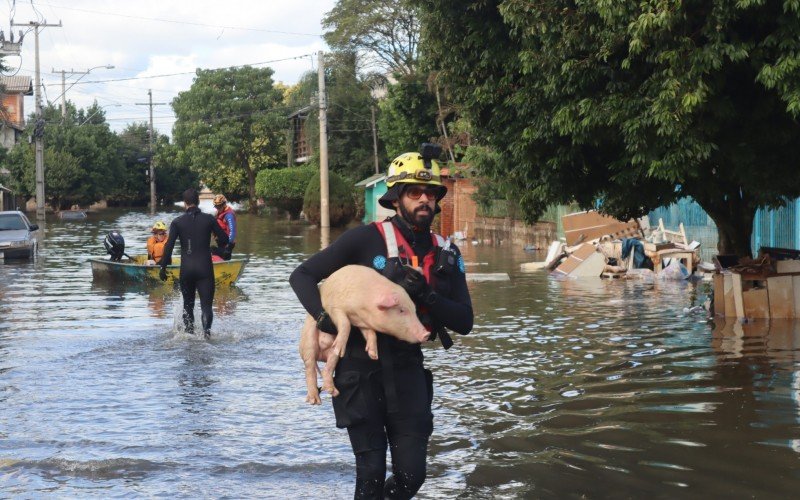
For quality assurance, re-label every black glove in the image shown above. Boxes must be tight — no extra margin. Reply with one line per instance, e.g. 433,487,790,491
159,267,168,281
400,266,437,305
223,243,234,260
316,310,338,334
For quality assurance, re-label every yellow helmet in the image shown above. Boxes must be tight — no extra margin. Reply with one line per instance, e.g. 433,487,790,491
385,152,444,188
212,194,227,207
151,221,167,232
379,151,447,209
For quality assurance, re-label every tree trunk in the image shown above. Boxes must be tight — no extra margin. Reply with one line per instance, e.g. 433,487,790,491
246,165,258,214
702,202,756,258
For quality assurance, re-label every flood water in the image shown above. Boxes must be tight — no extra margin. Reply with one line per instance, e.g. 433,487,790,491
1,209,799,498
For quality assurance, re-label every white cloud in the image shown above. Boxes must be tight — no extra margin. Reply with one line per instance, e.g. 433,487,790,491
2,0,336,135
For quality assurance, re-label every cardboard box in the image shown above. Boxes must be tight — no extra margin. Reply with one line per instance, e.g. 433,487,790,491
767,275,794,319
743,288,770,319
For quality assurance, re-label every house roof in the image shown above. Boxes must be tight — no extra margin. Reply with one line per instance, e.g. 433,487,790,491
0,76,33,95
354,173,386,188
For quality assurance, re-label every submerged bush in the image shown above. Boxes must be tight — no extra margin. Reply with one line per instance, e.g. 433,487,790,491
303,172,356,227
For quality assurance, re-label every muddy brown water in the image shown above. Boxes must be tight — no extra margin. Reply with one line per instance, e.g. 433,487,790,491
1,209,798,498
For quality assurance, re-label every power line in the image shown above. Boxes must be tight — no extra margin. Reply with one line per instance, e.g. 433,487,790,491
61,53,316,85
33,1,323,37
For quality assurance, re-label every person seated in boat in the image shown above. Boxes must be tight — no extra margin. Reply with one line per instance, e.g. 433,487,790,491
146,221,168,265
211,194,236,261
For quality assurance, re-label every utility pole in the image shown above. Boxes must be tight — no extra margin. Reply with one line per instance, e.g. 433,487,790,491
371,105,379,174
136,90,167,214
12,19,62,220
318,51,330,230
51,66,113,119
52,68,81,119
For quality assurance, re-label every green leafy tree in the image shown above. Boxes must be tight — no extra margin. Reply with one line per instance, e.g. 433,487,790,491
172,66,287,212
326,52,383,181
154,138,200,203
416,0,800,256
286,52,384,181
111,122,150,205
110,123,198,206
323,0,420,76
255,164,317,218
377,74,439,156
4,102,124,209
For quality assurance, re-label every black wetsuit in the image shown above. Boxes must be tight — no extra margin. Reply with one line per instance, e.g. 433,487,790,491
290,216,473,499
161,206,229,335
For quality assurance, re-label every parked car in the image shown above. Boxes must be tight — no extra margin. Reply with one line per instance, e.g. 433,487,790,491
0,211,39,260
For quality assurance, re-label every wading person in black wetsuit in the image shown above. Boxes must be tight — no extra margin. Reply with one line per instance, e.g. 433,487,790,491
290,144,473,499
160,188,229,338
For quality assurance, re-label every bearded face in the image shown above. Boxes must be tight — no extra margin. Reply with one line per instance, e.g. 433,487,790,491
393,184,440,230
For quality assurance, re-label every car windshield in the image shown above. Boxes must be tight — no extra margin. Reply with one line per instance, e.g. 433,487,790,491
0,214,28,231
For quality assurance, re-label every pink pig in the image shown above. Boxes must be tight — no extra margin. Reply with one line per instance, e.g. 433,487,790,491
299,265,430,404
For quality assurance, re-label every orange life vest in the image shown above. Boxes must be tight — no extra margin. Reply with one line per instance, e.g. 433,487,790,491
374,220,446,330
374,220,445,283
147,235,166,264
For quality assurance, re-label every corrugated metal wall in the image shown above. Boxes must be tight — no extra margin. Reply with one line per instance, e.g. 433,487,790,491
648,198,800,260
541,198,800,261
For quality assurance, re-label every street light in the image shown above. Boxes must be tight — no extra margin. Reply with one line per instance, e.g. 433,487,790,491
79,103,121,126
51,64,114,118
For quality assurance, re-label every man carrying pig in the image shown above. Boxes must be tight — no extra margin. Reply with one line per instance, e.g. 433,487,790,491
290,143,473,500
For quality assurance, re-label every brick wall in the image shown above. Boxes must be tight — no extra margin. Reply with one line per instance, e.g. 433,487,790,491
1,94,24,127
438,175,555,247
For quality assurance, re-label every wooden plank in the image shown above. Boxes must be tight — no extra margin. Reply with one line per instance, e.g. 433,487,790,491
553,243,595,275
563,220,641,246
723,273,736,317
793,276,800,318
767,276,794,318
554,254,583,275
561,211,641,246
713,273,725,317
644,242,676,252
743,288,770,319
553,243,606,278
732,273,745,320
571,243,597,260
562,210,616,231
776,260,800,273
466,273,511,282
568,252,606,278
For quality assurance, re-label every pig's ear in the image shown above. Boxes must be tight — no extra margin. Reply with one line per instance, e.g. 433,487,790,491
376,292,400,310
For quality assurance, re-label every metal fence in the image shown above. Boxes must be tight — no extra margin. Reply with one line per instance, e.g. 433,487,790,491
648,198,800,261
493,194,800,261
647,199,720,262
538,197,800,262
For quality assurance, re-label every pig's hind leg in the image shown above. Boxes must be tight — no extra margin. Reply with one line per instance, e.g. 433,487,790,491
299,315,323,405
321,310,352,397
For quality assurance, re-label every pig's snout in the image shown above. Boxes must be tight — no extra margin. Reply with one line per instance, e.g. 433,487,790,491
414,326,430,343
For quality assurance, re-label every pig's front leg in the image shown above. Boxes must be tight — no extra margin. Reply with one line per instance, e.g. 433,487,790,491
321,310,352,397
299,314,322,405
361,328,379,360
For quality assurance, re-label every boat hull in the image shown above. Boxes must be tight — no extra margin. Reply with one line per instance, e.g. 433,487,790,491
90,255,246,287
